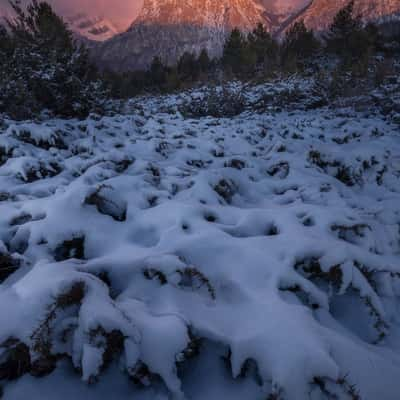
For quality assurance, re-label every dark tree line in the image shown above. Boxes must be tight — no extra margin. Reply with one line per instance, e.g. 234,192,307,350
104,49,214,98
0,0,107,119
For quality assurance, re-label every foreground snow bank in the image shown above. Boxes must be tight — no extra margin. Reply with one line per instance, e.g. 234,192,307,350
0,92,400,399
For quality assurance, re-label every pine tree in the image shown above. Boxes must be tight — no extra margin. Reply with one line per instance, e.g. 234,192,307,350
325,0,374,69
0,0,107,119
177,51,199,82
148,56,168,90
8,0,73,54
0,26,10,77
281,20,319,71
165,66,180,92
222,28,247,74
325,0,362,55
0,25,11,53
198,48,211,73
248,23,278,69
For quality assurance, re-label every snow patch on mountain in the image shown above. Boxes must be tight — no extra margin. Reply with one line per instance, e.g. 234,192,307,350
66,13,119,42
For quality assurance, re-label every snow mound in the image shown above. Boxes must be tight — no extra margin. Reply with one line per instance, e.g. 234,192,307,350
0,88,400,400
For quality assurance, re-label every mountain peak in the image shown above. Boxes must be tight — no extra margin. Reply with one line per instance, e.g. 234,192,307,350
96,0,269,72
133,0,268,30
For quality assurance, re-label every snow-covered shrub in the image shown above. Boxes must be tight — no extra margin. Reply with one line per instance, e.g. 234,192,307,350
84,185,127,222
6,124,66,150
308,150,362,187
0,85,400,399
179,86,246,118
0,249,20,283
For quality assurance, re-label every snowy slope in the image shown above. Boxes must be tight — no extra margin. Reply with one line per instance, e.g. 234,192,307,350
0,81,400,399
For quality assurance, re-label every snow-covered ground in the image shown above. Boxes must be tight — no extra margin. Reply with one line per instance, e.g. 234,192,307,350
0,85,400,400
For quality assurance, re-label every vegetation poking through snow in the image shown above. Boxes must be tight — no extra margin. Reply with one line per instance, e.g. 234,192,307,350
0,79,399,399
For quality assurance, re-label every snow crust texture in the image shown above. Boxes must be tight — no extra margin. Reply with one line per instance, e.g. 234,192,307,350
0,84,400,400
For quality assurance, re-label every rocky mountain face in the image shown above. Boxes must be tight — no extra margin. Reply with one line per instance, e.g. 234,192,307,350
291,0,400,32
264,0,308,14
134,0,268,28
94,0,271,72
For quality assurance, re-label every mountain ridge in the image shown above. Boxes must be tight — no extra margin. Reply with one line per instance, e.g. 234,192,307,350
291,0,400,32
94,0,271,71
93,0,400,71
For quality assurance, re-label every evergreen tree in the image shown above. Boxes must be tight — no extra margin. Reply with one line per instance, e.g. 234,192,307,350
0,25,11,54
325,0,375,69
0,0,107,119
248,23,278,68
222,28,248,74
198,48,211,73
177,51,199,82
8,0,73,54
0,26,11,81
281,20,319,71
164,66,180,92
148,56,167,89
325,0,362,56
365,22,380,49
